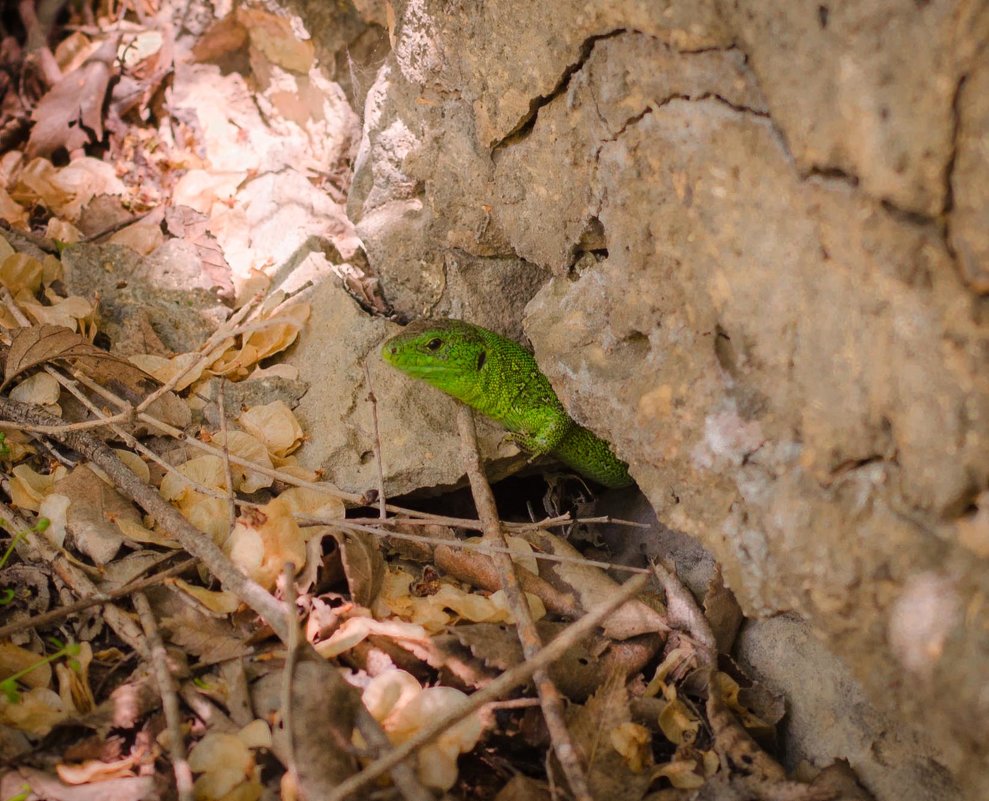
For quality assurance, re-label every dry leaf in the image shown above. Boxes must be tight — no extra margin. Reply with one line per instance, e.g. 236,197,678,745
224,497,306,588
565,674,653,801
171,578,241,615
332,529,385,607
27,36,119,158
658,696,701,746
10,463,68,512
0,642,53,689
52,465,143,565
56,754,138,785
0,687,67,736
1,325,122,391
211,429,273,493
363,669,486,791
9,372,60,405
0,252,44,294
238,400,304,458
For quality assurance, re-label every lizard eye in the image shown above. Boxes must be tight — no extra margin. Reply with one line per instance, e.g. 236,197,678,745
426,338,443,351
476,351,486,370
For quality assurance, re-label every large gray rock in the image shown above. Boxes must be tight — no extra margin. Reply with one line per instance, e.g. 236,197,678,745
338,1,989,797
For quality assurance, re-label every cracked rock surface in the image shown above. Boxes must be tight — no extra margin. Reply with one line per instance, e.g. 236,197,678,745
335,1,989,799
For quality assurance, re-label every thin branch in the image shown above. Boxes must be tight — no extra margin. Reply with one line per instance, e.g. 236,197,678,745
455,407,591,801
0,557,196,640
279,561,300,788
325,571,651,801
134,592,194,801
216,379,238,530
328,519,650,575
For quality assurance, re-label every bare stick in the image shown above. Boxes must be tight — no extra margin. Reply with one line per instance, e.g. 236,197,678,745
134,592,194,801
0,557,196,640
455,407,591,801
216,379,238,530
325,571,651,801
329,519,650,575
279,562,300,787
362,360,387,519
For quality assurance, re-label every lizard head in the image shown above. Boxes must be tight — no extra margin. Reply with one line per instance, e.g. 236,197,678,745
381,318,492,403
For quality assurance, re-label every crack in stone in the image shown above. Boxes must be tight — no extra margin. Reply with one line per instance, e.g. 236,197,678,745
490,28,627,151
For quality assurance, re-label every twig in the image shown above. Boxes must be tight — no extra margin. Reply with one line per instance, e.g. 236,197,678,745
217,379,237,530
455,407,591,801
329,519,650,575
0,557,196,640
279,562,300,788
134,592,194,801
362,360,387,519
325,572,651,801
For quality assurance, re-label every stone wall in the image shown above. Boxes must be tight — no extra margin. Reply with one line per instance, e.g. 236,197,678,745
302,2,989,798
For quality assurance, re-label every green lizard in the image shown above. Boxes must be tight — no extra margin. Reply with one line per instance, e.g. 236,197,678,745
381,318,633,488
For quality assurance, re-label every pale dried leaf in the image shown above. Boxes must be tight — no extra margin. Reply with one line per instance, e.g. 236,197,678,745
107,222,165,255
225,497,306,588
0,253,44,294
0,687,67,736
658,697,701,746
18,292,93,331
38,493,71,547
0,642,53,689
9,372,60,405
10,463,67,512
211,430,273,493
188,732,253,799
386,684,486,790
128,351,205,391
53,465,138,565
56,754,138,784
238,400,303,458
55,642,94,714
172,578,241,615
112,449,151,483
45,218,82,244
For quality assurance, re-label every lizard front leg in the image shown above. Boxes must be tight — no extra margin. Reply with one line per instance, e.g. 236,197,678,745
512,408,573,458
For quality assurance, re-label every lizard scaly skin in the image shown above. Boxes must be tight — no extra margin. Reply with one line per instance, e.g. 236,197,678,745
381,319,633,488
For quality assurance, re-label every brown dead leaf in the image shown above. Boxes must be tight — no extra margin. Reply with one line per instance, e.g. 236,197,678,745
332,529,385,607
27,36,120,158
164,205,233,298
703,567,743,654
2,325,118,391
568,672,652,800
